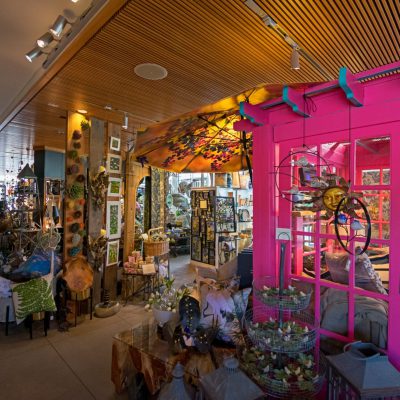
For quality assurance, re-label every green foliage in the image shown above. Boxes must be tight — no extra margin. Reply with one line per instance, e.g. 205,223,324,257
13,278,56,319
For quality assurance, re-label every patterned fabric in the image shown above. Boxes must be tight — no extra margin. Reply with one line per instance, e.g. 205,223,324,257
199,280,251,344
11,274,56,324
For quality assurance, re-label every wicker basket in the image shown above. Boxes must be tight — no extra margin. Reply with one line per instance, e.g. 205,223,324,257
144,227,169,256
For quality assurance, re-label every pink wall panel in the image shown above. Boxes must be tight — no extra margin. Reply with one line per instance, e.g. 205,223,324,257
252,65,400,368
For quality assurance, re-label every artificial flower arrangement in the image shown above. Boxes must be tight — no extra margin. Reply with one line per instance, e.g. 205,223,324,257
240,346,324,395
254,283,310,310
145,276,189,313
246,316,316,354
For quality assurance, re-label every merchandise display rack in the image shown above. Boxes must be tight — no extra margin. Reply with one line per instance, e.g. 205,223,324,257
241,241,326,399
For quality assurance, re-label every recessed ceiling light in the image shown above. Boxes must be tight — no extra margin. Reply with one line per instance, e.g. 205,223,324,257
134,63,168,80
77,109,87,114
104,104,113,110
48,102,59,108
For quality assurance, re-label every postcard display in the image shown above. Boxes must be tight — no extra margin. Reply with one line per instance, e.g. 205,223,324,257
190,188,216,266
191,187,237,268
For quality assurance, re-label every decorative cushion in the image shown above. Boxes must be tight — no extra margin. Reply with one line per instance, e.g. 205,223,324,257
199,280,251,344
325,251,386,294
11,274,56,324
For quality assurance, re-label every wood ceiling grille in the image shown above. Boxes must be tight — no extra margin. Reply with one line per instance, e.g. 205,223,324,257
1,0,399,174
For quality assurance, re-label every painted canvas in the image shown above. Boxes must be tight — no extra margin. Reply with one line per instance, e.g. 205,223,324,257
110,136,121,151
106,240,119,266
108,177,122,196
107,154,122,173
106,201,121,239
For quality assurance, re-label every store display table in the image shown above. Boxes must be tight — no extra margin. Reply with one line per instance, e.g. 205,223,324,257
111,321,234,396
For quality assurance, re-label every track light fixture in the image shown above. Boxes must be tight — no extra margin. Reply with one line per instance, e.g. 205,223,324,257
244,0,333,80
122,113,128,129
291,47,300,70
37,32,55,48
49,15,71,38
25,47,47,62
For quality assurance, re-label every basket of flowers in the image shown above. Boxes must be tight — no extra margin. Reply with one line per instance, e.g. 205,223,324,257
145,276,189,326
143,227,169,257
253,276,312,311
245,307,318,355
238,345,326,399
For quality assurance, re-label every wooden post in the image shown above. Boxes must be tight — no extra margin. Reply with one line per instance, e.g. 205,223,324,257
123,157,150,261
87,117,106,305
64,112,87,262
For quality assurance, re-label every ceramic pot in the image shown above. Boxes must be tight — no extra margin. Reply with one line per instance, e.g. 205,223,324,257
152,308,179,327
94,301,120,318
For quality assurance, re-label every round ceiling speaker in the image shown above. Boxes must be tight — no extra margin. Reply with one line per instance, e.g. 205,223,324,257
134,63,168,80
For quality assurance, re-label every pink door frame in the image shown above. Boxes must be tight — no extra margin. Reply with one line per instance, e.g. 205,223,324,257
250,62,400,368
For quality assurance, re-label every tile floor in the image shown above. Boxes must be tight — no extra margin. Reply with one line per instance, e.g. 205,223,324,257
0,255,195,400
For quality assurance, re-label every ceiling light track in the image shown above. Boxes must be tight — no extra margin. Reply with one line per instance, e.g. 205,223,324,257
244,0,334,80
39,0,108,69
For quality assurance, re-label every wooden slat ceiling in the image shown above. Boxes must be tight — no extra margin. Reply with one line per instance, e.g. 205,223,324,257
1,0,399,177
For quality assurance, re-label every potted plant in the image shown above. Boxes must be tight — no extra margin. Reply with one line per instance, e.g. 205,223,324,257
145,276,189,326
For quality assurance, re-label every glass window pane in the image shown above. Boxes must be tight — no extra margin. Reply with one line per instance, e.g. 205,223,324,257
355,241,389,293
320,287,348,336
291,234,317,277
356,136,390,185
354,295,388,349
361,190,390,240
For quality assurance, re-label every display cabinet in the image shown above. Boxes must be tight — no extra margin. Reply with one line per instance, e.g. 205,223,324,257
190,186,253,268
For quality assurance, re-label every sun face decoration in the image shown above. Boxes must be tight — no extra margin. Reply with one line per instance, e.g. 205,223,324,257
322,186,347,211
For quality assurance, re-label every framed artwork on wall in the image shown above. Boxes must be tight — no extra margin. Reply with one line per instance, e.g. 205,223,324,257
106,201,121,239
110,136,121,152
107,154,122,174
108,177,122,196
215,196,236,233
106,240,119,266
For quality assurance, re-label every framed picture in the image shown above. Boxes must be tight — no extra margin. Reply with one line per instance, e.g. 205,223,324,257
108,177,122,196
215,196,236,233
106,240,119,266
107,154,122,174
200,200,208,209
110,136,121,151
106,201,121,239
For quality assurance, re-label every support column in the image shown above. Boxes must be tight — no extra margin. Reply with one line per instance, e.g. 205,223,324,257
87,117,106,305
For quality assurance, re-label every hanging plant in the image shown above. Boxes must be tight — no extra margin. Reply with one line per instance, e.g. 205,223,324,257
89,168,109,209
72,130,82,140
66,183,85,199
73,142,82,149
67,150,78,159
80,119,90,132
88,233,108,271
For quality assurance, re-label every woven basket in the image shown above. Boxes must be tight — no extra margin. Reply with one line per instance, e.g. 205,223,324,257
144,240,169,256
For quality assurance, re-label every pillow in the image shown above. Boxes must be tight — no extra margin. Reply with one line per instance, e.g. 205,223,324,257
11,274,56,324
199,280,251,344
325,252,386,294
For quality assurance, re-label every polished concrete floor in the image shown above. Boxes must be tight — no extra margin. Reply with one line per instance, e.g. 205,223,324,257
0,255,194,400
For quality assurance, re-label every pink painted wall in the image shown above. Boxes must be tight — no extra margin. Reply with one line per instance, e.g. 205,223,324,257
252,66,400,367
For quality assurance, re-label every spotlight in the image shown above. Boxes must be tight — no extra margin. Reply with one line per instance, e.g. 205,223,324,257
37,32,54,48
49,15,70,38
291,47,300,70
25,47,44,62
77,109,87,114
122,113,128,129
70,0,79,2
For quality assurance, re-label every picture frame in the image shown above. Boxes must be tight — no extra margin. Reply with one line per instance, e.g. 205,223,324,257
106,201,121,239
106,240,119,266
108,177,122,196
215,196,236,233
107,154,122,174
110,136,121,152
200,200,208,209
